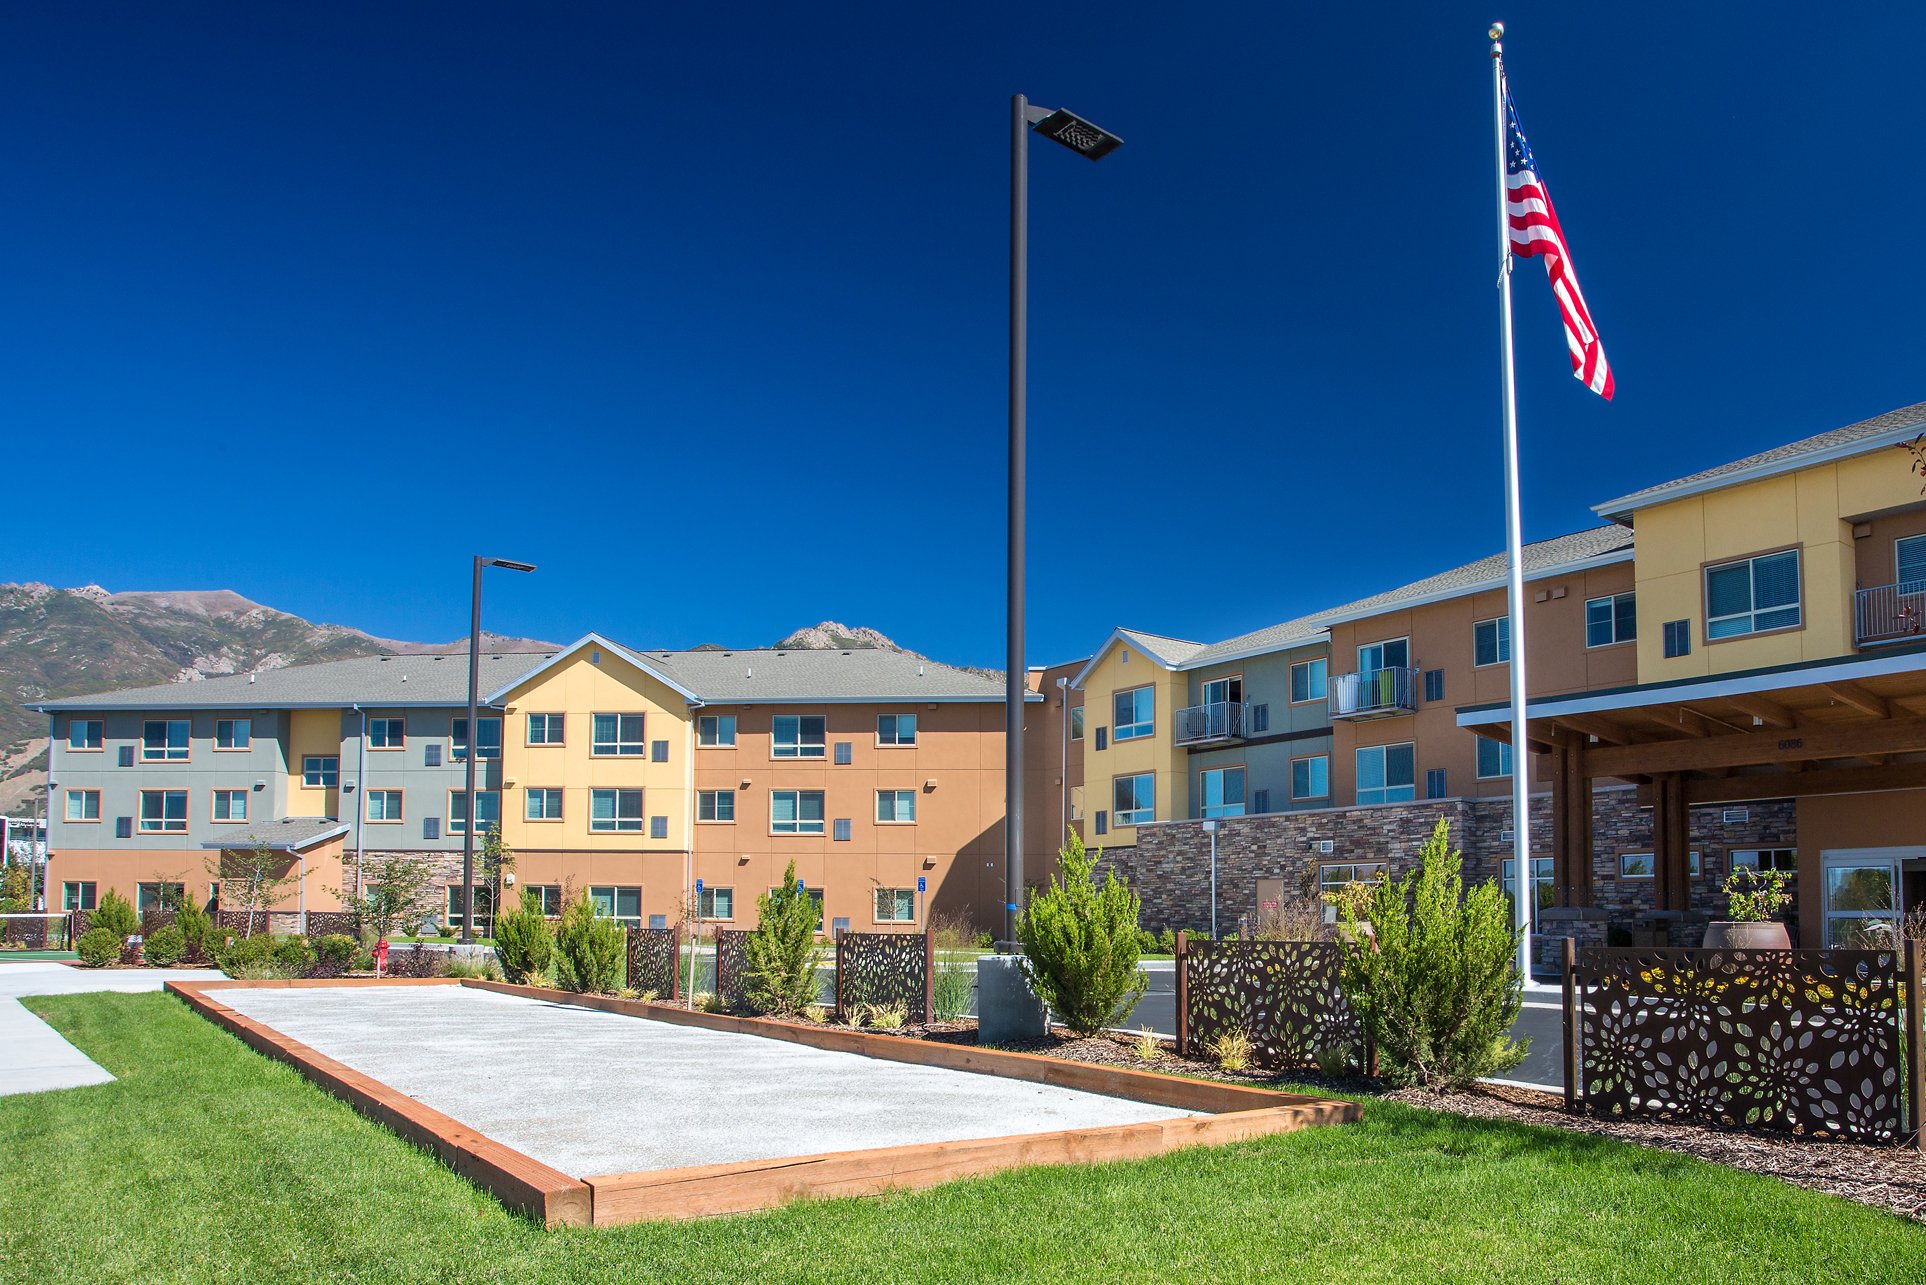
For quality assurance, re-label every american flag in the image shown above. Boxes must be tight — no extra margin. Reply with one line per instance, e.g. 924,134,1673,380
1506,91,1613,400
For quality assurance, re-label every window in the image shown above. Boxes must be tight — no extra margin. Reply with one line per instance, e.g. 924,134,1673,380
1113,773,1155,826
523,884,563,916
591,713,647,756
365,789,403,822
302,756,339,787
65,789,101,822
137,882,185,916
445,884,497,934
1425,767,1449,799
1199,766,1245,819
1586,592,1637,647
142,719,190,761
589,788,644,832
877,713,918,746
876,789,917,823
215,718,252,750
525,714,565,746
138,789,187,833
875,888,916,923
771,790,826,835
1291,755,1330,800
697,789,736,822
699,886,734,919
63,881,97,912
1501,857,1555,913
1069,706,1085,740
772,715,826,758
1113,687,1155,741
452,717,503,761
366,718,405,750
524,788,564,821
1663,618,1692,658
697,714,737,747
589,886,643,926
1358,638,1410,672
1473,617,1511,666
766,885,826,933
1823,854,1898,946
650,815,669,839
1355,743,1416,805
1201,676,1243,707
1731,848,1797,874
1705,548,1801,639
1319,862,1387,921
1618,852,1655,879
1899,534,1926,587
68,719,103,751
212,789,250,823
1290,658,1328,704
448,790,501,834
1475,736,1513,780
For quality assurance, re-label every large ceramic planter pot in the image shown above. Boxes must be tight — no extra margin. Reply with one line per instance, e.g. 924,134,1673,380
1702,920,1791,949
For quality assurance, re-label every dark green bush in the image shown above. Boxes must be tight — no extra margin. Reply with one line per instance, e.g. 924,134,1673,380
272,935,316,975
173,897,212,959
554,894,624,994
315,933,358,970
742,861,819,1016
215,933,275,976
494,898,555,983
1155,928,1179,955
1017,830,1148,1036
77,927,121,967
93,889,139,940
142,923,186,967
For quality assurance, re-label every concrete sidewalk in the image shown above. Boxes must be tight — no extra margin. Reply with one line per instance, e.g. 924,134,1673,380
0,960,220,1097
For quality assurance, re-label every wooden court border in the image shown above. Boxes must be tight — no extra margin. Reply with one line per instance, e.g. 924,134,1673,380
169,976,1361,1226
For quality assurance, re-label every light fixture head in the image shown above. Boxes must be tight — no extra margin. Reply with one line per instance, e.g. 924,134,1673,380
1488,21,1504,40
487,558,537,573
1031,108,1124,161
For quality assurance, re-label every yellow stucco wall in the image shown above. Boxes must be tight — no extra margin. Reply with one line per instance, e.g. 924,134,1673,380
286,708,341,818
1075,640,1189,847
1633,448,1921,682
497,648,694,853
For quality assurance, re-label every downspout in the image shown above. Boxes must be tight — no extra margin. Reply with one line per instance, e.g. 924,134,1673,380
352,705,367,902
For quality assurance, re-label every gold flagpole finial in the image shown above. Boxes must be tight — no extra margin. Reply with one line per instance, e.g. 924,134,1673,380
1489,21,1504,58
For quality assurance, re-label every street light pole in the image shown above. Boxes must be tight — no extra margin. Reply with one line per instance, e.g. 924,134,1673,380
461,555,535,944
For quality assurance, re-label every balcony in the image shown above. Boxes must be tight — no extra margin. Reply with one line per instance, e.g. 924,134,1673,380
1328,667,1419,720
1855,582,1926,649
1173,701,1250,746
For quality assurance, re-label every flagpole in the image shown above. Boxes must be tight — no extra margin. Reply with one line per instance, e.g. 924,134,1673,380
1491,22,1534,982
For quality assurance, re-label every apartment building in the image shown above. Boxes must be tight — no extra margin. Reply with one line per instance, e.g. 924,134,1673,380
1079,399,1926,958
38,636,1041,935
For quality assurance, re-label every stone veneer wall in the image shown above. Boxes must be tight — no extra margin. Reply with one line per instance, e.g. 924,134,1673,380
1095,789,1799,963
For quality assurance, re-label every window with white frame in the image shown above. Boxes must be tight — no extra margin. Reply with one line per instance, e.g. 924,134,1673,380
588,788,644,832
139,789,188,833
1586,592,1637,647
772,715,826,758
1358,638,1410,673
699,886,734,919
215,718,252,750
142,719,190,761
65,789,101,822
771,790,826,834
591,713,647,757
68,719,103,751
1291,755,1330,800
1475,736,1513,779
1318,862,1387,921
524,787,563,821
451,717,502,761
1705,549,1801,639
365,789,403,822
874,888,916,922
1113,773,1155,826
212,789,250,823
697,789,735,822
1899,534,1926,587
1290,658,1328,704
1473,617,1511,667
525,713,564,746
697,714,737,747
877,713,917,746
876,789,917,823
1069,706,1085,740
1113,687,1154,741
449,790,501,833
445,884,496,933
522,884,563,916
1355,743,1416,805
63,880,97,912
1501,856,1555,912
137,882,185,915
367,717,405,750
1199,766,1245,819
302,756,339,787
589,885,643,925
1731,848,1798,873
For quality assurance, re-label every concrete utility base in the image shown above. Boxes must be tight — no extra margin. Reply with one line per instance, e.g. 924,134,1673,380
216,985,1189,1178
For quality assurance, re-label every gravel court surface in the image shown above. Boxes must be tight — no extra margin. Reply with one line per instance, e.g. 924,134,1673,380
214,985,1195,1178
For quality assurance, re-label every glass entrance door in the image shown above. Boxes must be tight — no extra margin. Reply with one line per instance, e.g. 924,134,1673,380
1821,849,1906,947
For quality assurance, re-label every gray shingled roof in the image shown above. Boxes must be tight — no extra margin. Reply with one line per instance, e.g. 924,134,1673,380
1114,629,1207,668
1182,613,1330,667
1595,400,1926,517
639,646,1012,704
1306,526,1635,627
198,817,350,852
39,651,556,711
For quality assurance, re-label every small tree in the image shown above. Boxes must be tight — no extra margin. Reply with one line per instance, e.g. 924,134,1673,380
1335,818,1526,1090
1016,829,1148,1037
1723,867,1792,922
742,861,819,1016
0,863,32,914
333,850,436,945
207,838,303,937
494,896,555,984
477,824,514,937
93,888,139,940
554,893,625,994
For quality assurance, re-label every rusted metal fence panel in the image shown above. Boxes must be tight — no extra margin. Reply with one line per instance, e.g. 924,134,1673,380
714,928,751,1008
624,925,681,1000
1178,936,1360,1068
835,931,933,1025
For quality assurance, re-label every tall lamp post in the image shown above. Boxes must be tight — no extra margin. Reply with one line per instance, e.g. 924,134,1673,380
462,555,536,943
1006,95,1123,945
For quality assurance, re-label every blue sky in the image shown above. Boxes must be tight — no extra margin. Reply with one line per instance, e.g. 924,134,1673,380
4,3,1922,668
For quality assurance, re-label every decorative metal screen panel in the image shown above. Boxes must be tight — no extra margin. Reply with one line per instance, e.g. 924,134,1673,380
836,932,931,1024
1574,946,1905,1141
1183,939,1359,1067
1,916,54,949
714,928,751,1008
626,926,680,999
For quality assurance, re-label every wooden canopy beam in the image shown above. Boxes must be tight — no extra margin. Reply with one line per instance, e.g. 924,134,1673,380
1825,681,1893,720
1633,760,1926,806
1726,694,1798,729
1585,717,1926,778
1557,713,1649,746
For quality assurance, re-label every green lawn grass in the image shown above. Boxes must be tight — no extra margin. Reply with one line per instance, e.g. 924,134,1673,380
2,992,1920,1284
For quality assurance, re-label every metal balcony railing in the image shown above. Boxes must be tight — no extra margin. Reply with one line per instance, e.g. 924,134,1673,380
1328,667,1420,719
1855,582,1926,648
1173,701,1250,746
